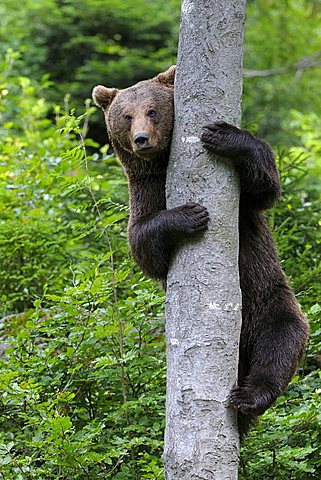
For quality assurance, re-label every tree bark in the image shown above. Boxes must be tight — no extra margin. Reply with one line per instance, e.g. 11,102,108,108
163,1,246,479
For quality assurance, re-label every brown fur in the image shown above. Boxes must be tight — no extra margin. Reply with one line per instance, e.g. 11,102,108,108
92,66,309,438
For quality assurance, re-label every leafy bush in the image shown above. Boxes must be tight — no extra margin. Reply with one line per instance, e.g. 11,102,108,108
0,271,165,479
239,372,321,480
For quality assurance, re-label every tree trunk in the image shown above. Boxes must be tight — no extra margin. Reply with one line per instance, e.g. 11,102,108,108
163,1,246,479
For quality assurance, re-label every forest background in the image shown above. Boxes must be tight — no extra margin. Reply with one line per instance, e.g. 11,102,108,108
0,0,321,478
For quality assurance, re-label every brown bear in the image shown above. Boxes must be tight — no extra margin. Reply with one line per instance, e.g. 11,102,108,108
92,66,309,438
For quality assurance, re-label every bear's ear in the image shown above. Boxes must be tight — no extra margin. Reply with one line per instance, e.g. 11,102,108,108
155,65,176,87
92,85,118,110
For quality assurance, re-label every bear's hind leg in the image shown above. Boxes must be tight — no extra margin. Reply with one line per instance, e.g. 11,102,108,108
231,303,308,437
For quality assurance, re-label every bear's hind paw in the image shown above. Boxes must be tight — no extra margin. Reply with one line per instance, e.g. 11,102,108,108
230,384,277,416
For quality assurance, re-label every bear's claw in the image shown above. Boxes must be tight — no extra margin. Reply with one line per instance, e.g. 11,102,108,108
174,202,210,235
230,384,276,416
201,121,249,160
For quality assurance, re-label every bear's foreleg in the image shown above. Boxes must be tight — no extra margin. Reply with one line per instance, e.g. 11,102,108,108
201,122,281,210
128,202,209,281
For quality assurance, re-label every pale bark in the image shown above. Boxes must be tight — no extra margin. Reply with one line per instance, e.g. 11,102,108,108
163,1,246,479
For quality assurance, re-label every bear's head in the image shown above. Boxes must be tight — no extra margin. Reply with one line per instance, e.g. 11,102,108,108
92,66,176,160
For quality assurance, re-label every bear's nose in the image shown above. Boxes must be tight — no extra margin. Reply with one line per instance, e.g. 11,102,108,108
133,132,149,148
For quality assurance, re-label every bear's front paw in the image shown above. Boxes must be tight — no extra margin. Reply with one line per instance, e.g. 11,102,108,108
230,384,277,416
173,202,210,235
201,122,248,160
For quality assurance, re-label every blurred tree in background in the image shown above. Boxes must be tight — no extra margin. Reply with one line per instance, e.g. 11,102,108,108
0,1,320,478
243,0,321,144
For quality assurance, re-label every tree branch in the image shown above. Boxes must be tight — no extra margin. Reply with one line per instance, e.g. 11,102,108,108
243,49,321,77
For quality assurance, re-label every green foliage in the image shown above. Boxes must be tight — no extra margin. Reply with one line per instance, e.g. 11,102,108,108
0,0,179,105
272,147,321,309
239,372,321,480
0,272,165,479
244,0,321,144
0,51,71,313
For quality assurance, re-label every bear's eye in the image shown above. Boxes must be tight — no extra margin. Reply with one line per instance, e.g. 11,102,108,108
147,109,157,117
124,114,132,122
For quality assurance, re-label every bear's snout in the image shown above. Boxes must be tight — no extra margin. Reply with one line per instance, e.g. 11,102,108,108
133,132,150,149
